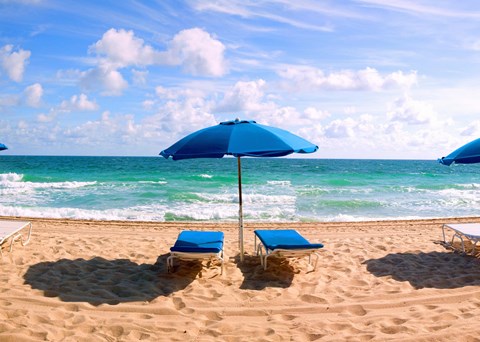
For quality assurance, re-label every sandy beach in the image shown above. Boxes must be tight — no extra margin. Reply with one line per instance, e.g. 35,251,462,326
1,216,480,341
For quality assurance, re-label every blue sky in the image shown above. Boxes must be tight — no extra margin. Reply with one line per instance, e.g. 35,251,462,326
1,0,480,158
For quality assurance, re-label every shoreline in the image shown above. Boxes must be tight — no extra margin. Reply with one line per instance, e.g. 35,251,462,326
3,214,480,225
1,216,480,341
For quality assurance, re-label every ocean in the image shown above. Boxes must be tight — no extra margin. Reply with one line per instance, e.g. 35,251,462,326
0,155,479,222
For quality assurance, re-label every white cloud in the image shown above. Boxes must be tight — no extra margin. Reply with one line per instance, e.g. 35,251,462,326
37,112,56,123
155,85,206,100
35,93,97,125
356,0,480,18
259,105,330,131
0,45,31,82
166,28,227,77
23,83,43,107
80,65,128,96
460,120,480,136
387,94,437,125
324,117,358,138
89,28,158,69
59,93,99,112
61,112,140,146
304,107,330,121
0,82,42,109
18,120,28,129
142,88,217,143
215,79,268,112
277,65,417,91
82,27,227,95
191,0,351,31
142,99,155,110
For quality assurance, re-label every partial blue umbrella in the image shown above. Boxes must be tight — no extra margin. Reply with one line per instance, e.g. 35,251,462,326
160,119,318,261
438,138,480,166
0,143,7,151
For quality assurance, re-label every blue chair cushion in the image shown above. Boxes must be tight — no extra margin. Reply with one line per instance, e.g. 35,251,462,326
254,229,323,250
170,231,224,253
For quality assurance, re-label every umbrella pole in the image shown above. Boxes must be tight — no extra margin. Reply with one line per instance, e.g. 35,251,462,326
237,157,244,262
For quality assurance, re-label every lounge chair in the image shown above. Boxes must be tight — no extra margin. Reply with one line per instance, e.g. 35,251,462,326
442,223,480,255
254,229,324,270
167,231,224,275
0,220,32,258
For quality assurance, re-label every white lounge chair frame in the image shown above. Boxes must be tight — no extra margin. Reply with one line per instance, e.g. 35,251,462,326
0,220,32,258
167,251,224,275
442,223,480,255
254,234,320,270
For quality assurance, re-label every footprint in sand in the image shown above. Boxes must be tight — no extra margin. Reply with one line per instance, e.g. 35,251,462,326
280,314,297,321
346,304,367,316
172,297,186,310
204,311,223,322
7,309,28,318
300,294,327,304
0,299,12,307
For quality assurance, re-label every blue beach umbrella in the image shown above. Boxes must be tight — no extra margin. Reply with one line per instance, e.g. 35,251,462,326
0,143,7,151
438,138,480,166
160,119,318,261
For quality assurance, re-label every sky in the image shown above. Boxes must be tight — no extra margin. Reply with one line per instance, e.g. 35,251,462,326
1,0,480,159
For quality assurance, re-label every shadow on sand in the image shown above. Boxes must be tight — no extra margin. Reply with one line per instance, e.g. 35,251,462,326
23,254,202,305
234,254,295,290
364,250,480,289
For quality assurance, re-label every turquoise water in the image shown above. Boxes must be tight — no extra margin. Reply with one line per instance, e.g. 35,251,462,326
1,156,479,222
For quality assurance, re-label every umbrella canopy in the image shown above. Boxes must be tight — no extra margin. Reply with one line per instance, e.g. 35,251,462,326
0,143,7,151
438,138,480,166
160,119,318,159
160,119,318,261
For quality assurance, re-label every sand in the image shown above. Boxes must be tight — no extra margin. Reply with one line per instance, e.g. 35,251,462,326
1,216,480,341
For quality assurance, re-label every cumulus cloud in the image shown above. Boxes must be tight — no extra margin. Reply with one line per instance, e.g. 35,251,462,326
59,93,99,112
35,93,98,125
89,29,158,68
277,65,417,91
215,79,268,112
0,82,42,109
62,111,140,146
165,28,227,77
0,44,31,82
142,99,155,110
387,94,437,125
80,65,128,96
155,85,205,100
82,28,227,95
139,85,217,144
259,106,330,131
304,107,330,121
23,83,43,107
37,111,56,123
324,117,358,138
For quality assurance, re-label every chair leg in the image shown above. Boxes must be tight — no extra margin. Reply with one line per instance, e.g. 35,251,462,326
220,251,224,275
471,241,479,255
256,245,263,266
9,233,23,252
312,252,319,270
167,255,173,272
